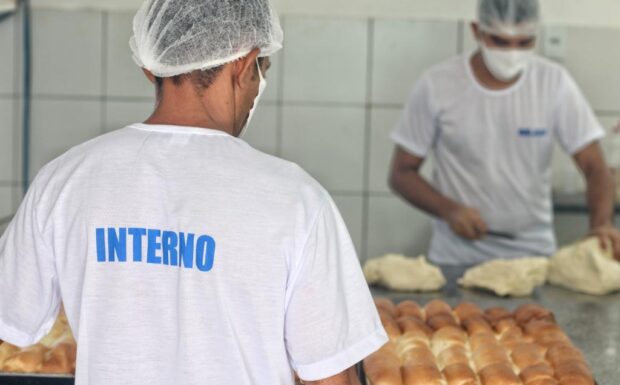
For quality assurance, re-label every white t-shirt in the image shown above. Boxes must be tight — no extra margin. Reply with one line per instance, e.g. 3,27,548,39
392,53,604,265
0,124,387,384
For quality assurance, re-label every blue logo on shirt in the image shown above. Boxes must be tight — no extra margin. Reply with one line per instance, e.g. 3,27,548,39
96,227,216,272
518,128,548,137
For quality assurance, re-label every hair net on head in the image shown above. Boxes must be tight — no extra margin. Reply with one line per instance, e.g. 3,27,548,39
130,0,284,78
477,0,540,37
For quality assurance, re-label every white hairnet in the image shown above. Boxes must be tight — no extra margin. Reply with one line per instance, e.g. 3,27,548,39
130,0,284,77
478,0,540,36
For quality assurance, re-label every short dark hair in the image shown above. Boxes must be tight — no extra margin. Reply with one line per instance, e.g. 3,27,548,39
154,57,266,93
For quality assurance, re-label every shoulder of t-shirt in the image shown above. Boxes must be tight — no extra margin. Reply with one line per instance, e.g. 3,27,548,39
528,55,571,86
419,54,468,86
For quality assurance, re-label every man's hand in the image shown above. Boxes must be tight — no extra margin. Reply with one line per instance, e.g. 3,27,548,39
589,224,620,261
444,205,488,240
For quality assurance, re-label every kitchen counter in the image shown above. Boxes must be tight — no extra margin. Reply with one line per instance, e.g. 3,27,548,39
370,265,620,385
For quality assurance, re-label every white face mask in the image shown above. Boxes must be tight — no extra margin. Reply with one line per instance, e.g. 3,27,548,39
479,43,534,82
238,59,267,138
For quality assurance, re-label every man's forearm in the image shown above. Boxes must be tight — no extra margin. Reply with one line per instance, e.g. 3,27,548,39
585,166,615,228
389,169,458,220
304,367,359,385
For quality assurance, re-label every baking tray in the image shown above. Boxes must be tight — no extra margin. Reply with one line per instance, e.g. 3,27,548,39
0,374,73,385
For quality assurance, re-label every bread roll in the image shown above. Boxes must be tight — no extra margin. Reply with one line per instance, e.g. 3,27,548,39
442,363,478,385
431,326,467,355
454,302,483,323
2,344,46,373
469,332,497,352
478,363,521,385
510,342,546,370
494,318,519,333
518,362,554,383
424,300,452,319
398,300,425,320
472,344,510,371
553,360,594,385
514,304,555,326
398,316,433,337
0,342,20,367
380,312,403,340
376,298,400,319
526,380,560,385
400,346,437,367
402,363,444,385
428,314,459,331
546,343,584,366
484,307,513,325
437,345,470,369
462,316,494,335
364,344,403,385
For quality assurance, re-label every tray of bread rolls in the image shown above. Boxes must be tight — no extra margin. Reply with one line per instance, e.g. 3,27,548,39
362,298,597,385
0,310,76,384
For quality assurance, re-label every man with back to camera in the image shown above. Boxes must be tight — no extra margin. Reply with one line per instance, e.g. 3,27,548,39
0,0,388,384
389,0,620,265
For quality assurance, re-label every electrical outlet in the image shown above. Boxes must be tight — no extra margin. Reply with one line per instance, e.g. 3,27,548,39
543,25,567,63
0,0,16,14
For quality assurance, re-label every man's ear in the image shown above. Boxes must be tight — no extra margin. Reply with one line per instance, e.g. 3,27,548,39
142,68,156,84
233,48,261,89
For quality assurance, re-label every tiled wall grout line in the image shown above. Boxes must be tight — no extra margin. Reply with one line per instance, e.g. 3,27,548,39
361,18,375,261
100,11,109,135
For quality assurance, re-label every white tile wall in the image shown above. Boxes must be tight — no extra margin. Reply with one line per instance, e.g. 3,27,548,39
0,186,16,219
283,17,369,104
30,99,102,177
332,194,364,255
106,12,153,98
366,195,432,261
372,20,459,105
32,10,103,96
0,100,14,182
369,108,401,192
262,51,282,103
2,9,619,261
0,15,15,94
561,26,620,112
281,105,366,192
104,100,154,132
244,103,279,155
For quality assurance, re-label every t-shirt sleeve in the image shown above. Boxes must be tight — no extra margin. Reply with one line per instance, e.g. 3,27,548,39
391,75,439,158
284,196,387,382
0,179,61,347
554,69,605,155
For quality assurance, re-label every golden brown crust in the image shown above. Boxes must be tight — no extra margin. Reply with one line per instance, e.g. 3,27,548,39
484,307,513,325
2,344,46,373
436,345,469,369
400,346,437,367
376,298,400,319
510,342,546,370
472,344,510,371
518,362,555,383
397,316,433,337
494,318,519,333
402,363,444,385
453,302,483,323
478,363,521,385
427,314,459,331
397,300,425,320
0,342,20,366
424,300,453,319
364,344,403,385
462,315,494,336
380,312,403,340
469,332,497,352
514,304,555,326
442,363,478,385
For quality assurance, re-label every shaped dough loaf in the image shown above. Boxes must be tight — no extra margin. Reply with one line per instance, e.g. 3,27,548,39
458,258,549,297
364,254,446,292
548,237,620,295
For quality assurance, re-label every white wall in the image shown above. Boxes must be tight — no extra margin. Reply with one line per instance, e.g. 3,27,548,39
28,0,620,28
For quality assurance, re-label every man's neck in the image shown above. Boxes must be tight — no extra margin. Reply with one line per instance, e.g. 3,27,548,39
470,51,520,91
